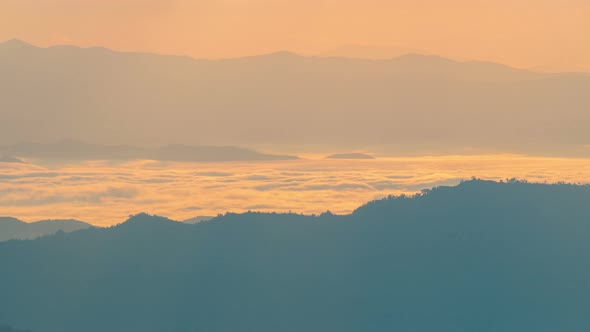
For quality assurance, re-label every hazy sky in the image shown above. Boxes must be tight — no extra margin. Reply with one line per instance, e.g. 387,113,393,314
1,0,589,70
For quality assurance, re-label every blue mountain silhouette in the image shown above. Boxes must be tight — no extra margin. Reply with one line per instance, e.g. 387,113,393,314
0,217,91,242
1,180,590,331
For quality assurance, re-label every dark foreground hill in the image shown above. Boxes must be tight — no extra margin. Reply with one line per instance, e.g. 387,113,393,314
0,325,30,332
2,180,590,331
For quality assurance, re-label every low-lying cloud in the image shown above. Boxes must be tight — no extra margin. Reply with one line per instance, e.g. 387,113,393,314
1,155,589,226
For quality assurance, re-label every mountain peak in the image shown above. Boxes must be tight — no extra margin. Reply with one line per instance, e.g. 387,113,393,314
121,213,178,226
392,53,458,64
0,39,35,49
264,50,300,58
0,217,24,224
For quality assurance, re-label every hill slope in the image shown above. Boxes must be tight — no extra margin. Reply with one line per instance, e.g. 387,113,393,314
1,180,590,331
0,217,91,242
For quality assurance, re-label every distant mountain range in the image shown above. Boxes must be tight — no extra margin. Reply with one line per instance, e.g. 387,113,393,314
0,217,91,242
1,39,589,156
0,140,297,162
2,180,590,331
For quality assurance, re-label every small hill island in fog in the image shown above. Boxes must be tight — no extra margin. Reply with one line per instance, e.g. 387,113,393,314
0,140,297,162
0,156,24,163
326,153,376,159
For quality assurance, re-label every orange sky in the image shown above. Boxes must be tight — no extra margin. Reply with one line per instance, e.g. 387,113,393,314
1,0,589,70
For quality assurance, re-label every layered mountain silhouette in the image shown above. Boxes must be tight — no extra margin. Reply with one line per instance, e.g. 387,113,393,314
1,40,589,156
2,180,590,331
0,217,91,242
0,140,297,162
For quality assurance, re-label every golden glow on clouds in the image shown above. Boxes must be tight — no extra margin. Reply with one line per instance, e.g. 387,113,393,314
1,155,590,226
1,0,589,70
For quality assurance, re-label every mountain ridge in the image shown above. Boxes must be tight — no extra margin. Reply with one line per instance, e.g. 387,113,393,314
2,180,590,331
0,217,91,242
0,39,538,73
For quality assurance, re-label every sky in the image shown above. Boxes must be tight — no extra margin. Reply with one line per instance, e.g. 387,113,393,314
1,0,589,70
